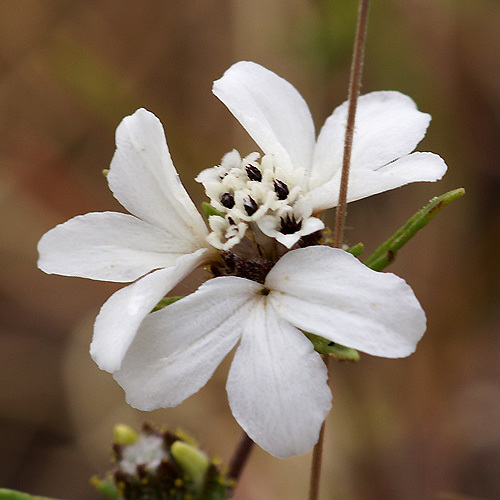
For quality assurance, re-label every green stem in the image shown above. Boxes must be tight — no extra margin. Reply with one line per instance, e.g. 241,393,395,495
363,188,465,271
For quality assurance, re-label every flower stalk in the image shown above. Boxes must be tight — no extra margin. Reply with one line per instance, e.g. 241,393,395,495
310,1,371,499
227,432,255,496
332,0,370,250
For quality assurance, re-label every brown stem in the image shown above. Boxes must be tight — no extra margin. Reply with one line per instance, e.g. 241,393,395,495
332,0,371,249
227,431,254,494
309,2,370,500
308,412,327,500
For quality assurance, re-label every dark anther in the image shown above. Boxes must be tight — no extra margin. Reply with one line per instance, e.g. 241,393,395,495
280,213,302,234
246,164,262,182
220,192,235,209
227,216,236,225
243,196,258,216
274,179,289,200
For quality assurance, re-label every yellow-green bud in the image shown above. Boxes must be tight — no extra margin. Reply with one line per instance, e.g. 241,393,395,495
113,424,139,446
170,441,209,488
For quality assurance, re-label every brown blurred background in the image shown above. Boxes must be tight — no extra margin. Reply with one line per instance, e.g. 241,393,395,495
0,1,499,499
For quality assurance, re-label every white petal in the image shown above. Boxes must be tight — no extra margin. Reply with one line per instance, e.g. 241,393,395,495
213,61,315,172
305,151,447,212
266,246,426,358
90,248,210,373
257,214,325,249
311,91,432,189
114,277,261,410
227,299,331,458
108,108,208,246
274,216,325,249
37,212,200,282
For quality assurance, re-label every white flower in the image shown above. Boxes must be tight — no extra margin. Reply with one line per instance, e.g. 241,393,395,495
198,61,447,248
114,246,425,458
37,108,217,373
37,64,435,459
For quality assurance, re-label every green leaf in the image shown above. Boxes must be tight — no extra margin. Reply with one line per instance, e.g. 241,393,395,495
346,242,364,257
151,296,183,312
303,332,360,362
201,202,224,219
0,489,64,500
363,188,465,271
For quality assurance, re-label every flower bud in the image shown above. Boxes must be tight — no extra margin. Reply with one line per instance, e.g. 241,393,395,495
170,441,209,488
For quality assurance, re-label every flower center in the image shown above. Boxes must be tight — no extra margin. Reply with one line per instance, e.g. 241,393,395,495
197,150,322,251
204,151,301,223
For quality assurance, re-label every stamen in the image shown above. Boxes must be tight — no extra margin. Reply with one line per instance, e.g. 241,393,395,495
221,192,235,209
243,196,258,216
280,213,302,234
246,165,262,182
274,180,289,200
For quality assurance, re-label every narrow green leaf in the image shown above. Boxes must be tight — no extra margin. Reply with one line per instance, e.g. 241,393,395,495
303,331,360,362
151,296,183,312
346,242,364,257
202,202,224,219
0,489,64,500
364,188,465,271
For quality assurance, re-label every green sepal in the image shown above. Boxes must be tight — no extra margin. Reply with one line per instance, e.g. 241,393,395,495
202,202,224,219
303,331,360,362
151,296,183,312
0,490,64,500
363,188,465,271
346,242,364,257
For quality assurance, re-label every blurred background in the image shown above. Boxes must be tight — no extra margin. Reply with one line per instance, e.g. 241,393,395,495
0,1,499,499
